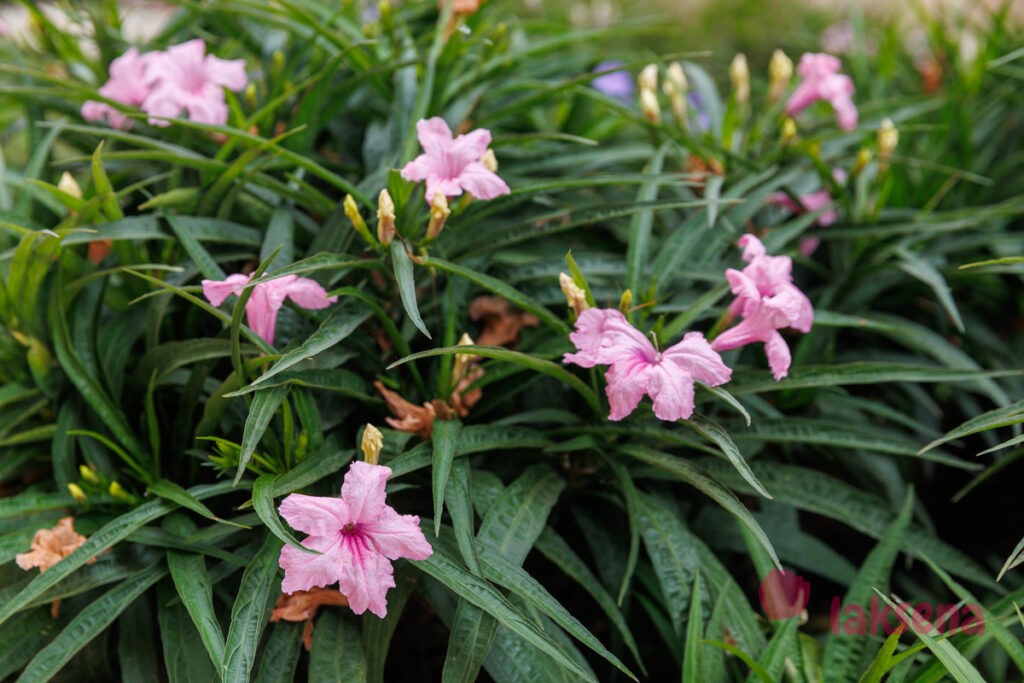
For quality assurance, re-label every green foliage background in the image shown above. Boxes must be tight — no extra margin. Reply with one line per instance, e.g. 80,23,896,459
0,0,1023,680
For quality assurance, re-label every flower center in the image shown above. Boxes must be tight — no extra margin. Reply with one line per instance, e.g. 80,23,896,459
341,522,360,535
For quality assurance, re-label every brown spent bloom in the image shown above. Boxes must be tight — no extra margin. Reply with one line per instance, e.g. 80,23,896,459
16,517,95,574
375,381,437,439
469,296,539,348
270,587,350,650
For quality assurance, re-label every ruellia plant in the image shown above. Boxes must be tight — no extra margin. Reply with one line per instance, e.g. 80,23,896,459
1,1,1023,681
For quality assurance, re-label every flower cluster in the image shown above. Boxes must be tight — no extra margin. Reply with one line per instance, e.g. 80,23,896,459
564,235,813,421
786,52,857,132
82,39,247,129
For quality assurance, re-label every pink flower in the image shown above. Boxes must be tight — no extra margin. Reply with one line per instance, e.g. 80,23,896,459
786,53,857,132
141,39,247,126
769,170,846,255
201,273,337,346
712,235,813,380
564,308,731,422
277,461,433,618
400,117,510,201
81,47,153,129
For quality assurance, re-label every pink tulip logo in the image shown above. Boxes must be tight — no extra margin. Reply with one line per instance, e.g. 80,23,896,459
758,569,811,620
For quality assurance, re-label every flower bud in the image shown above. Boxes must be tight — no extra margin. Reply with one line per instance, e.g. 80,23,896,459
58,172,82,200
730,53,750,105
426,191,451,240
245,82,258,107
68,483,87,503
638,64,658,93
452,332,478,383
640,89,661,124
79,464,100,485
361,424,383,465
559,272,590,317
377,189,396,245
877,117,898,158
781,117,797,144
663,62,688,126
617,289,633,314
344,194,375,245
768,49,793,103
853,147,873,175
481,149,498,173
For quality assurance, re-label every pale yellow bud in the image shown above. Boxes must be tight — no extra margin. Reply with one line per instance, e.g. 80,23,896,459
730,53,750,105
559,272,590,317
781,117,797,144
377,189,396,245
58,172,82,200
426,191,451,240
768,49,793,103
877,118,898,157
664,62,688,126
344,194,375,244
481,149,498,172
79,464,99,485
618,289,633,314
452,332,478,382
68,483,87,503
853,147,873,175
361,423,384,465
245,82,258,107
638,64,659,93
109,481,133,503
640,89,661,124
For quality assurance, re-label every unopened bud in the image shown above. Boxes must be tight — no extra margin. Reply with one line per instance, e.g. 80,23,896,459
245,82,257,107
559,272,590,317
664,62,688,126
481,149,498,172
877,118,898,158
452,332,478,382
638,64,658,93
344,194,375,244
618,289,633,314
853,147,873,175
781,117,797,143
426,191,451,240
640,89,661,124
730,53,750,105
109,481,134,503
377,189,396,245
68,483,87,503
272,50,285,74
768,49,793,103
58,172,82,200
79,464,99,485
361,424,383,465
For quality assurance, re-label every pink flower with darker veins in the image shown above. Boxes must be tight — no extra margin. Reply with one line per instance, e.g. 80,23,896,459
564,308,731,422
277,461,433,618
81,48,153,129
142,39,247,126
401,117,510,201
202,273,337,346
712,235,813,380
786,53,857,132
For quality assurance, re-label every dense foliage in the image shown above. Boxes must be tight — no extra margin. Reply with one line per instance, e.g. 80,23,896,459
1,1,1023,681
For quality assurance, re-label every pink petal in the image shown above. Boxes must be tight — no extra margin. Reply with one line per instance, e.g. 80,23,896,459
799,237,821,256
450,129,492,167
341,462,391,524
564,308,654,368
832,95,858,132
765,331,792,380
278,493,349,536
141,88,181,126
457,161,510,200
712,316,771,351
365,507,433,561
737,234,766,262
81,101,111,123
282,276,337,309
201,273,251,306
279,534,345,594
245,284,286,345
646,362,697,421
335,535,395,617
604,358,652,421
203,55,248,90
400,154,439,183
184,88,230,126
798,53,842,79
785,82,820,116
725,269,761,317
415,117,454,157
661,332,732,387
425,176,466,201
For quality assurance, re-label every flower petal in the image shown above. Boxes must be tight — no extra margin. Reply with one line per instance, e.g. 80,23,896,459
457,161,510,200
399,153,438,183
415,117,454,157
564,308,653,368
283,276,337,310
335,534,395,618
279,534,345,594
765,331,792,380
341,461,391,524
278,493,349,536
646,362,697,421
365,507,433,561
201,273,251,307
203,55,248,90
450,129,492,167
662,332,732,387
604,357,652,421
244,284,285,345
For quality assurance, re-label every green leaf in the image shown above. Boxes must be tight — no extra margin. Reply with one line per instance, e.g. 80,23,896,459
751,618,798,683
167,547,226,672
688,414,772,499
636,491,700,636
222,534,282,683
727,363,1018,396
148,479,220,522
445,458,482,576
625,143,669,295
391,239,431,339
919,400,1024,454
309,609,367,683
364,571,415,683
856,627,906,683
255,622,304,683
252,473,308,552
683,572,704,683
158,581,221,683
16,564,164,682
236,385,291,484
165,213,226,280
432,419,462,537
624,447,779,569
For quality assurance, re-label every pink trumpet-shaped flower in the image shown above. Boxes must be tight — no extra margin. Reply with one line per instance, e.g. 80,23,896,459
202,273,337,346
277,461,433,618
401,117,510,201
81,47,153,129
786,53,857,132
712,235,813,380
564,308,731,422
141,39,247,126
